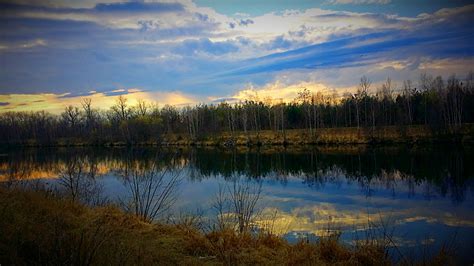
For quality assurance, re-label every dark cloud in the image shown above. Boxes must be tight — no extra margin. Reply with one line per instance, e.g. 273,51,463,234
0,1,184,14
264,35,293,50
94,2,184,13
195,13,209,22
289,25,310,38
102,89,144,97
58,91,97,99
238,19,254,26
228,19,254,28
211,97,239,103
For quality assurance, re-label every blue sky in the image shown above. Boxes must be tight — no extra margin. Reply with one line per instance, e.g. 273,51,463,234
0,0,473,112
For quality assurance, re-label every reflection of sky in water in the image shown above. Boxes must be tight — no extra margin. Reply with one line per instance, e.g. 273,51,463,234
1,146,473,263
96,166,474,263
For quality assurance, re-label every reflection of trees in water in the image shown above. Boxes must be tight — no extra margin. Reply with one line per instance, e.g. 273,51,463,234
187,146,472,203
439,150,466,204
118,152,182,223
212,177,262,233
0,160,30,188
1,146,472,203
0,150,60,188
57,156,106,206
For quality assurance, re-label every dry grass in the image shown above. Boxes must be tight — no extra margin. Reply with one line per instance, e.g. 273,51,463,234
0,187,454,265
10,124,474,147
158,124,474,146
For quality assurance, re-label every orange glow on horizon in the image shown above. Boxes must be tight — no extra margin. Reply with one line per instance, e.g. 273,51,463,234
0,89,199,114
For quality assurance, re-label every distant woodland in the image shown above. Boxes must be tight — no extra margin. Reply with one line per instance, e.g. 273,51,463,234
1,73,473,145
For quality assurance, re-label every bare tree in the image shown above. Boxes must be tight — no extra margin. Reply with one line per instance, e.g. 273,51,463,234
121,163,182,223
446,75,464,131
229,179,262,233
136,99,149,116
62,105,81,128
212,184,232,231
184,106,199,140
277,100,286,142
58,157,105,206
240,102,250,142
81,98,95,129
212,179,262,234
112,95,129,121
379,77,394,126
403,80,414,125
420,73,433,125
297,88,312,135
359,76,371,127
224,103,236,139
264,97,273,130
353,93,360,129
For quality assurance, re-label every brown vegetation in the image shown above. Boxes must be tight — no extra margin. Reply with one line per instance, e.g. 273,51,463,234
4,187,447,265
159,124,474,146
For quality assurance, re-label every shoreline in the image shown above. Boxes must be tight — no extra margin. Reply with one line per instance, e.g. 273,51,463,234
2,125,474,147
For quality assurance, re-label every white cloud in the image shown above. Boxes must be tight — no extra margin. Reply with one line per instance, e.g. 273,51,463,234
0,1,412,55
1,1,472,98
0,39,47,52
223,80,343,103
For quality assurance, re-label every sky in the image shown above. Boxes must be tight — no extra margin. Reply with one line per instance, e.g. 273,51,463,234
0,0,473,113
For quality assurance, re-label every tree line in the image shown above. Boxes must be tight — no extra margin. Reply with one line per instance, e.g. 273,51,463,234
1,72,473,144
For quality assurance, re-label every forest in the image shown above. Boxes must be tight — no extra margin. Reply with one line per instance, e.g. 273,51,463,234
1,73,473,145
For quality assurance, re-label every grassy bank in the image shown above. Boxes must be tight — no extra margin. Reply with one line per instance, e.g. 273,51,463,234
3,124,474,147
161,124,474,146
0,187,454,265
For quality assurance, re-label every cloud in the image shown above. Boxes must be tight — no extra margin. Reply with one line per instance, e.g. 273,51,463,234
328,0,391,4
93,2,184,13
0,89,201,113
220,80,340,103
0,1,193,30
264,35,294,51
0,1,473,102
0,38,47,51
0,0,125,9
238,18,254,26
228,18,254,29
221,4,474,77
173,38,239,56
256,200,474,239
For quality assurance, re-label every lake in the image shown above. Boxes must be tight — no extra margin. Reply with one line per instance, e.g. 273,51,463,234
1,145,473,263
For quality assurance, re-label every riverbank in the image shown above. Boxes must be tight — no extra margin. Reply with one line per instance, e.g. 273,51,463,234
161,124,474,146
2,124,474,147
0,187,453,265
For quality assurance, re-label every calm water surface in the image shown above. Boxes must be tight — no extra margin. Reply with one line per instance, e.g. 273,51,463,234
1,145,473,263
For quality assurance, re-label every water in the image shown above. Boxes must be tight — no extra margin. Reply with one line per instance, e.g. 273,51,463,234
1,145,473,263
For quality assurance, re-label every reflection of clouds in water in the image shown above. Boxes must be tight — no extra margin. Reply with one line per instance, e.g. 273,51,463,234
0,161,111,181
1,147,472,261
1,146,471,204
255,196,474,241
258,167,474,241
1,148,473,227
